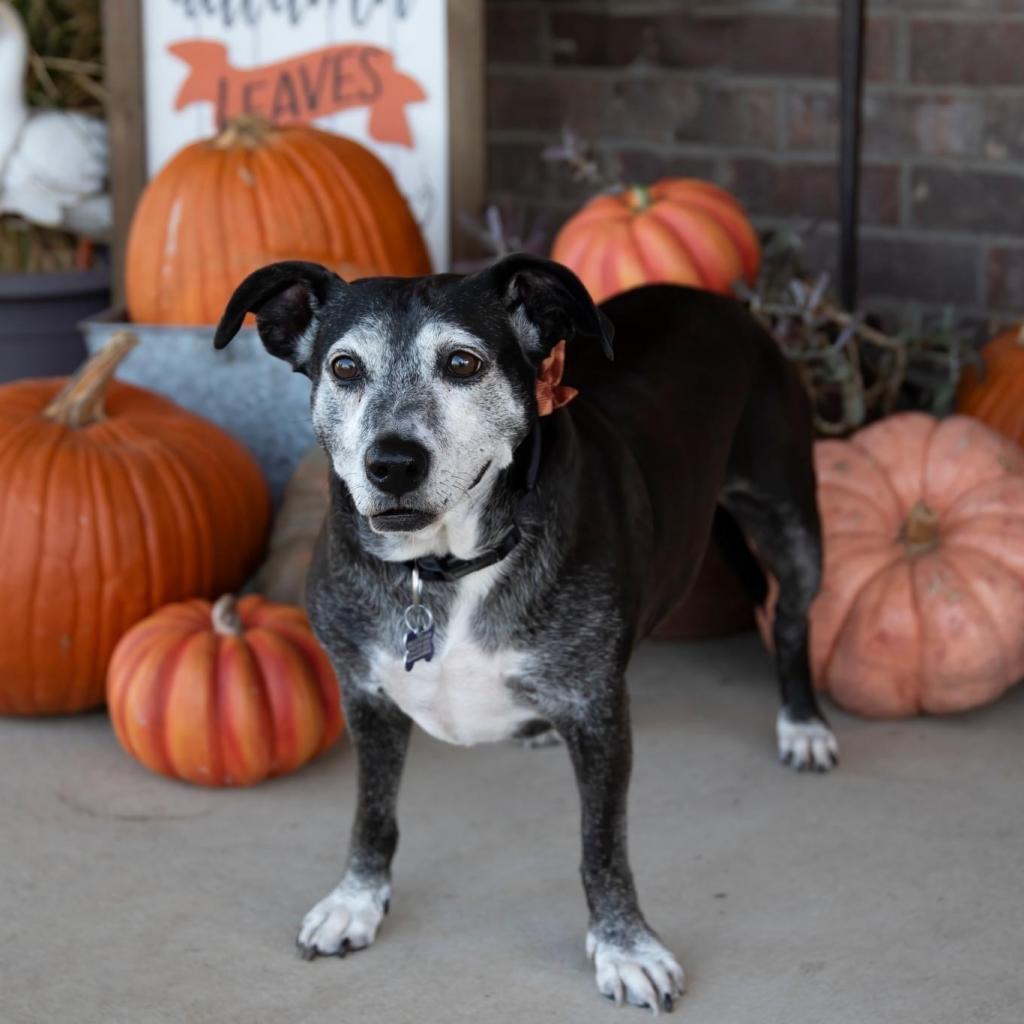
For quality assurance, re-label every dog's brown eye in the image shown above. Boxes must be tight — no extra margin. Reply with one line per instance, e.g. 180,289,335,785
447,351,482,379
330,355,361,382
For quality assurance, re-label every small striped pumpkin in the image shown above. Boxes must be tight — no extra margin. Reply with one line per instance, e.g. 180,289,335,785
108,594,343,786
551,179,761,305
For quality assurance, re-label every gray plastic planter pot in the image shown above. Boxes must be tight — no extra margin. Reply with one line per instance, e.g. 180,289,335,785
0,267,110,384
82,308,315,503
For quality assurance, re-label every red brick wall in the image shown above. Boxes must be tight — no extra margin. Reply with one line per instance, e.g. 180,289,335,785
485,1,1024,330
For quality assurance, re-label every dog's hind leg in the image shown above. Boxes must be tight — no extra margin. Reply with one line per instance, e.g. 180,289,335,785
723,485,838,771
722,359,838,771
297,691,412,958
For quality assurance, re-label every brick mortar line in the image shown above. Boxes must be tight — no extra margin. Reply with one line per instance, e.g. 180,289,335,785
487,65,866,87
489,130,906,166
783,148,1024,176
904,157,1024,179
894,11,910,85
537,1,553,65
777,80,790,151
978,239,993,311
755,221,1024,249
899,163,913,231
489,131,1024,180
486,63,1024,99
496,2,1024,24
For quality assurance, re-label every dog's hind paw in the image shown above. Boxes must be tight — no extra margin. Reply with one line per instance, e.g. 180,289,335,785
297,876,390,959
587,929,685,1013
776,709,839,772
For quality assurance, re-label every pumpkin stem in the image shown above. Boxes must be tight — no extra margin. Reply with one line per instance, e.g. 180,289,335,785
211,595,244,636
900,500,940,556
625,185,653,212
43,330,138,429
214,115,276,150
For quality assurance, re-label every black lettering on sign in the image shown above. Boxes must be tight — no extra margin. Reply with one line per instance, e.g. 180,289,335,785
330,48,360,106
172,0,415,30
215,74,231,126
241,77,268,114
297,57,331,114
271,71,301,120
357,47,383,103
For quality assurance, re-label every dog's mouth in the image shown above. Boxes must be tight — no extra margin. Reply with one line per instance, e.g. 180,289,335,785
368,509,438,533
366,463,490,534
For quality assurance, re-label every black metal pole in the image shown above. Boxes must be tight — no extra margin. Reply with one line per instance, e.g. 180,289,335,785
838,0,865,309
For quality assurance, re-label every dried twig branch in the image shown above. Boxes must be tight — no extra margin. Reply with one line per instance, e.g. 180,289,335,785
541,127,624,193
740,230,973,435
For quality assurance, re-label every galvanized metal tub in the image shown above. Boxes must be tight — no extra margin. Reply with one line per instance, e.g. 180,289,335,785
82,308,315,503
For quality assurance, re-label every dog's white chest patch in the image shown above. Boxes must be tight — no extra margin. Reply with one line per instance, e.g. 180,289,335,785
369,572,533,746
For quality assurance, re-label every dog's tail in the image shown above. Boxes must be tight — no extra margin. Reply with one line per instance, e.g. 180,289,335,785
711,506,767,607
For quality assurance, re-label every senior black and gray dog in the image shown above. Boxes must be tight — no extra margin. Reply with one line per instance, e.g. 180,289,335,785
214,254,837,1012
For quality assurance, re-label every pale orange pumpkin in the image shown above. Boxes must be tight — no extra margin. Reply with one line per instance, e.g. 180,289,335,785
108,594,343,786
0,333,270,715
763,413,1024,718
126,116,431,325
551,179,761,305
957,324,1024,446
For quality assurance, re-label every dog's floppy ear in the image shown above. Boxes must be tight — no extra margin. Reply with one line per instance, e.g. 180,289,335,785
477,253,614,362
213,260,345,371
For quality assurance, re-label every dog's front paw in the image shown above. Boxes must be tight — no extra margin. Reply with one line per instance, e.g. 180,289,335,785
297,877,390,959
586,929,685,1013
776,709,839,772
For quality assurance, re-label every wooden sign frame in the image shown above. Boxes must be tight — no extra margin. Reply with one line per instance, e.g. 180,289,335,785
101,0,485,305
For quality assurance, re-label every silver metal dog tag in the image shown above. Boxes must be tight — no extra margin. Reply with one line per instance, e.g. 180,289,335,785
403,567,434,671
404,618,435,671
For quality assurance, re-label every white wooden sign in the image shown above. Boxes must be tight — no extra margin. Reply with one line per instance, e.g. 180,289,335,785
141,1,451,269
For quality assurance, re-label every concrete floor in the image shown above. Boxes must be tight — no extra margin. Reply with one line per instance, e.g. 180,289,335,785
2,634,1022,1024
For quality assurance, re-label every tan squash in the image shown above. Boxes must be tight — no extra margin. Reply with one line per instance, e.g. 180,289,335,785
761,413,1024,717
256,447,331,607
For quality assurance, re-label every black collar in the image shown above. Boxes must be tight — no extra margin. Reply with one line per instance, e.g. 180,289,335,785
407,422,542,584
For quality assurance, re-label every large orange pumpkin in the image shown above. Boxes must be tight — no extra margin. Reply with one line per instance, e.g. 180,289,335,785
957,324,1024,445
551,179,761,305
126,116,432,325
108,594,343,786
765,413,1024,718
0,332,270,715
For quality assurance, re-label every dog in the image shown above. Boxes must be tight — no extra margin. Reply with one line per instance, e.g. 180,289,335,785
214,254,837,1012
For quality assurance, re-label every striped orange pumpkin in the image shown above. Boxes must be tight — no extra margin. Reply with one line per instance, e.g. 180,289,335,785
551,179,761,305
108,594,343,787
0,333,270,716
125,116,431,325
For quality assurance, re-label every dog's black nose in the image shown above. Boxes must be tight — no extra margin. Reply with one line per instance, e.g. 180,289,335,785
364,437,431,496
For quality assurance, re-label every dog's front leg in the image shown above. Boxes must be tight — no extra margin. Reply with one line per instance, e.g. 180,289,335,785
558,689,685,1012
298,690,411,959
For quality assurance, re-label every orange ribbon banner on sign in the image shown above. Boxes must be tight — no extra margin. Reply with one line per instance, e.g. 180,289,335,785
169,40,427,148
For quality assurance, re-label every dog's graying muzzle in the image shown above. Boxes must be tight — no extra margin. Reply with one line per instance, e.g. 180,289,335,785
364,436,431,497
